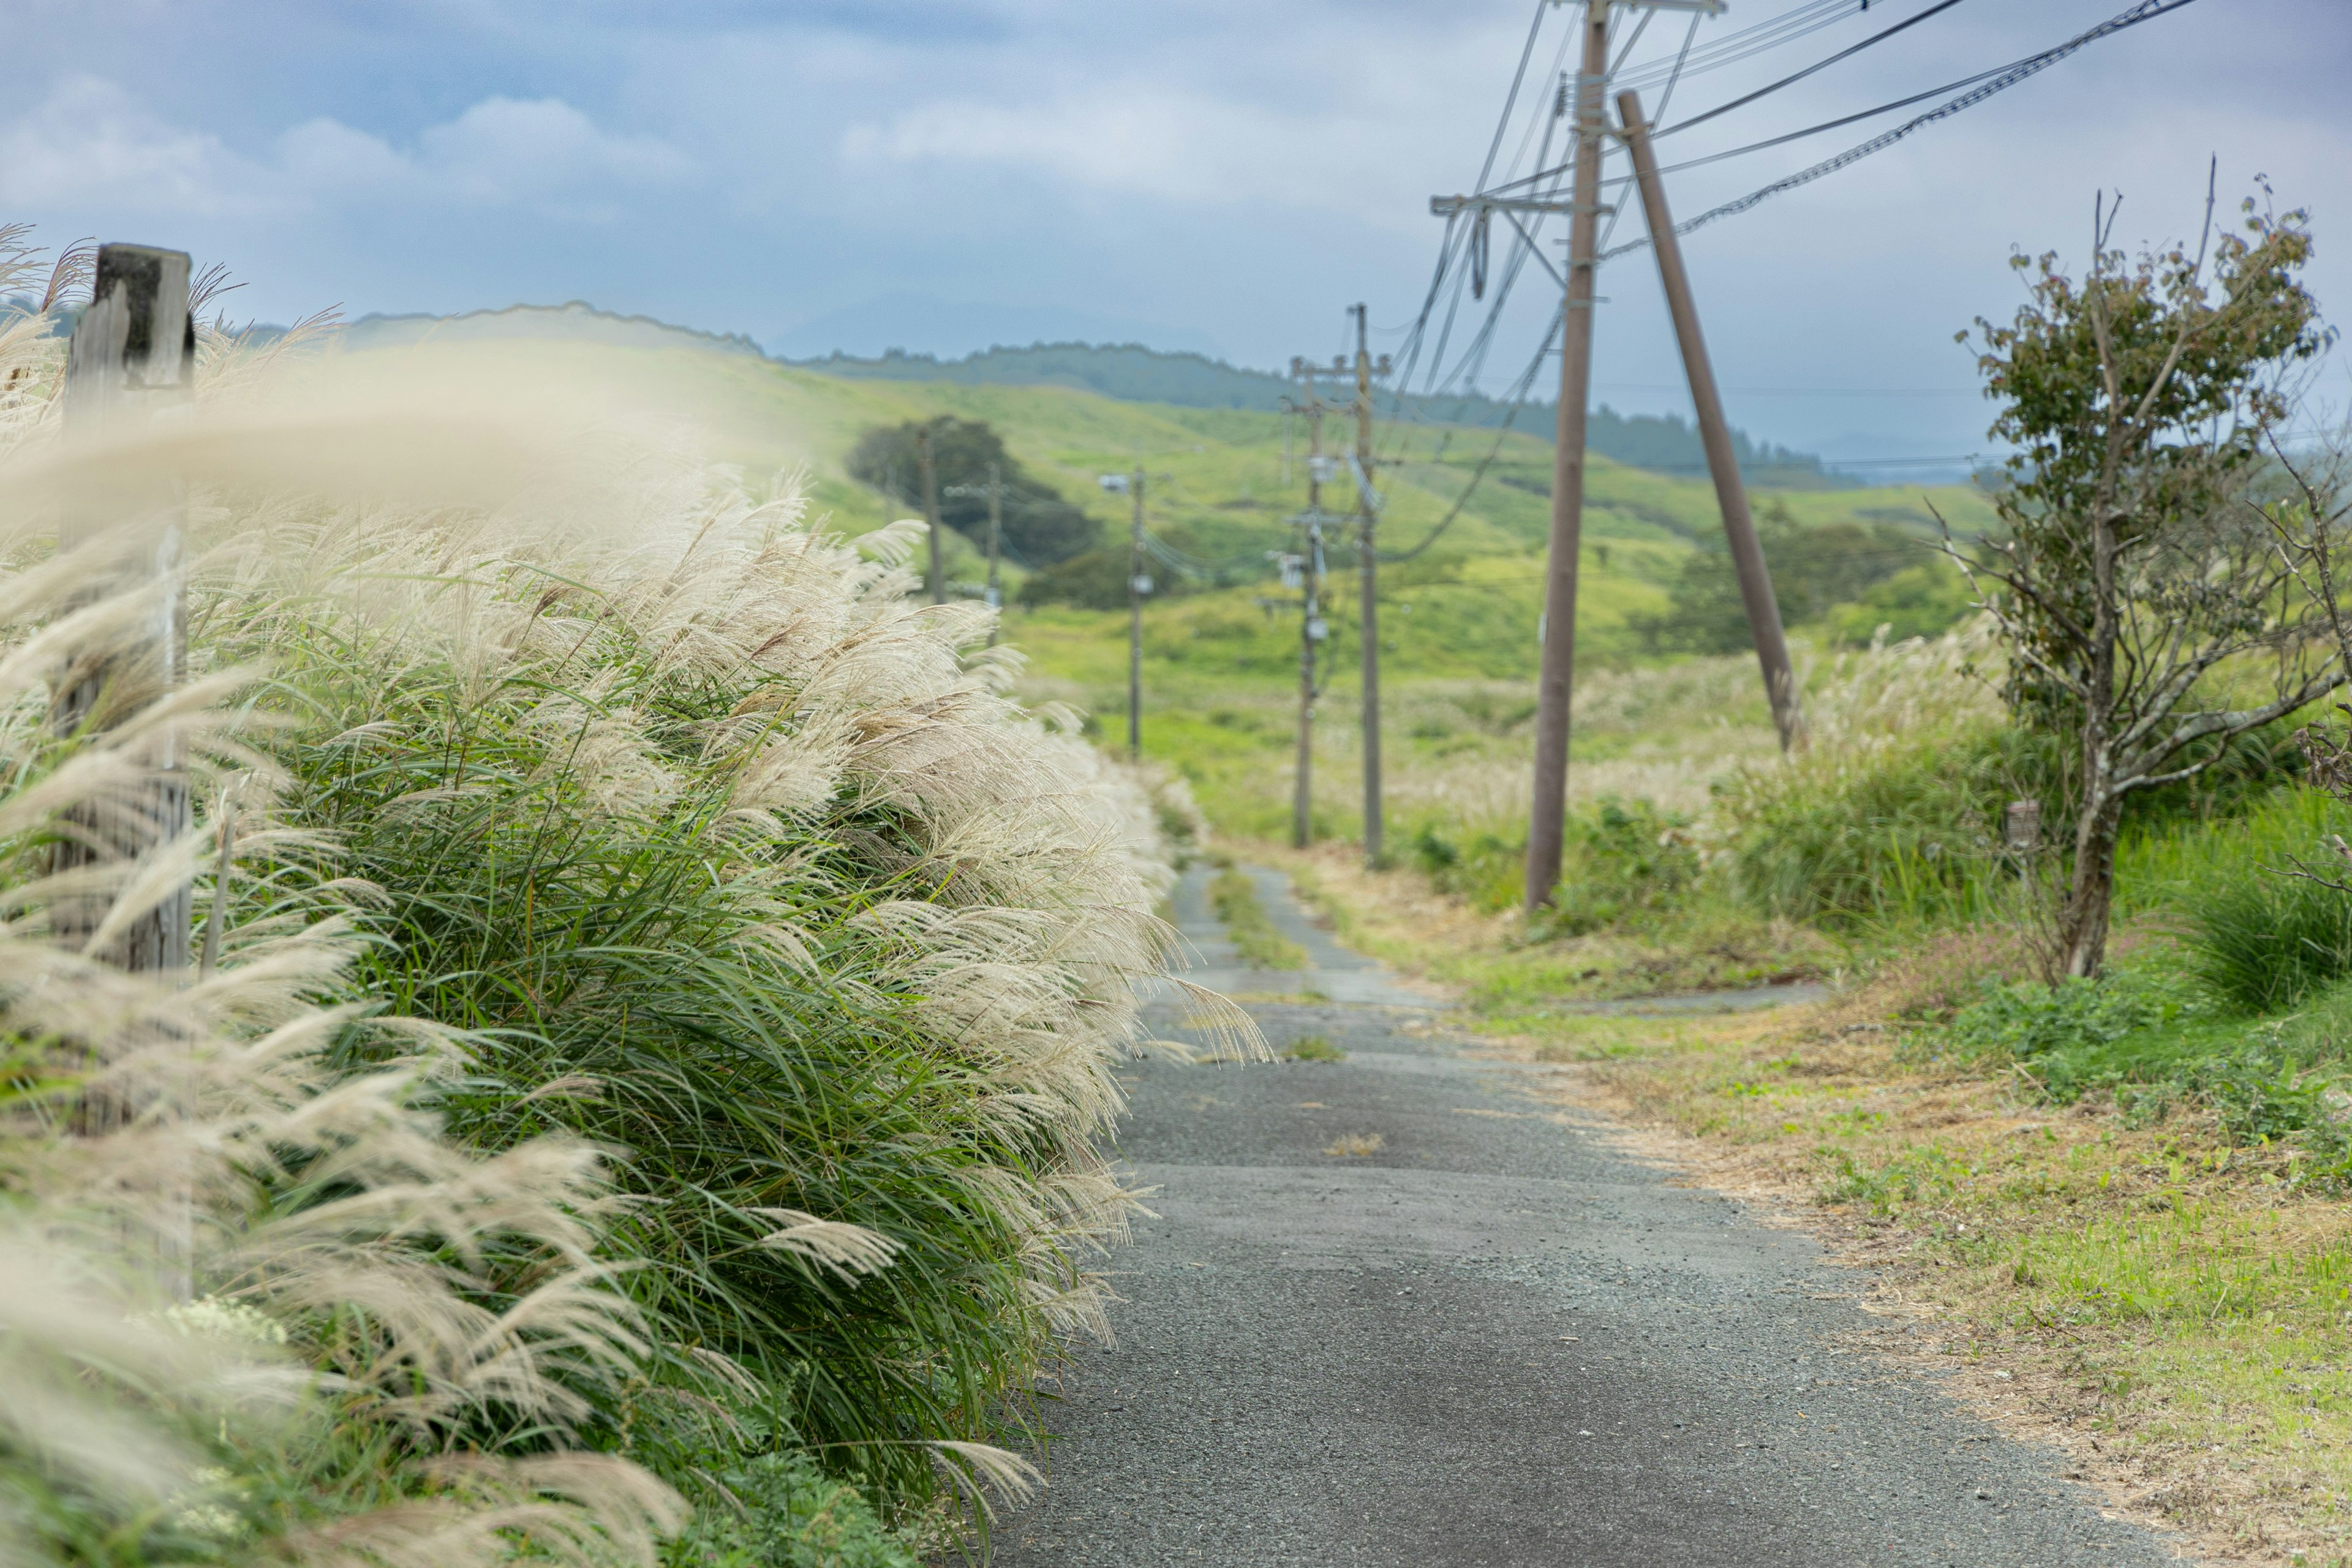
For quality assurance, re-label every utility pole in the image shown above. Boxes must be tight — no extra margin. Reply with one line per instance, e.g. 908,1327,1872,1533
1350,303,1387,868
1616,89,1805,750
944,464,1010,644
1127,466,1147,762
1523,0,1611,916
1430,0,1720,915
984,461,1004,645
917,422,944,605
1284,359,1337,849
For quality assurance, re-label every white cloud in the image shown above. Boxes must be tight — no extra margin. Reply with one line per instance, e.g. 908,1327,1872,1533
840,88,1400,213
414,98,695,204
0,75,261,216
0,78,693,223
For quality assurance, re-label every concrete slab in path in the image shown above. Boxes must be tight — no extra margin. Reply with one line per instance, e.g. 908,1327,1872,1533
992,865,2178,1567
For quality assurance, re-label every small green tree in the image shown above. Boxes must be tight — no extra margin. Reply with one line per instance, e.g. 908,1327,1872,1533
1951,182,2337,978
845,416,1099,565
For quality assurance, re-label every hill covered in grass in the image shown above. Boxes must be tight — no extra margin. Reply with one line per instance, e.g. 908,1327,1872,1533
796,340,1846,484
289,321,1995,822
312,304,1852,486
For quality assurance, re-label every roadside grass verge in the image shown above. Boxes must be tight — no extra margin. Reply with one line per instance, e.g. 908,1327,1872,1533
1267,843,1837,1006
1281,798,2352,1559
1327,884,2352,1567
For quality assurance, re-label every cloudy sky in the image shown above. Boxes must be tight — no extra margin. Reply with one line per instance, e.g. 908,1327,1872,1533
2,0,2343,462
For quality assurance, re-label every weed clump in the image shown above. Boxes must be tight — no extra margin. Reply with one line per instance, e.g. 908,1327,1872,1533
2136,789,2352,1009
1408,796,1698,930
1209,864,1308,970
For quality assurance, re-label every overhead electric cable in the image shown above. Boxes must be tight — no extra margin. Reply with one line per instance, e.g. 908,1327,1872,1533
1649,10,1704,127
1477,1,1551,194
1378,307,1562,564
1611,0,1861,95
1659,0,1969,138
1599,0,2201,263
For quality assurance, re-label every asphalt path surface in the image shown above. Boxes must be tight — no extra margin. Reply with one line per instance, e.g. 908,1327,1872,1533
990,865,2180,1568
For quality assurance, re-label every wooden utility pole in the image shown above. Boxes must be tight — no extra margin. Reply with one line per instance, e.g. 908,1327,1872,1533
984,459,1004,644
1285,361,1335,849
1520,0,1613,916
1350,304,1387,867
1616,89,1805,750
1126,466,1146,762
917,423,944,605
55,243,195,973
1432,0,1721,916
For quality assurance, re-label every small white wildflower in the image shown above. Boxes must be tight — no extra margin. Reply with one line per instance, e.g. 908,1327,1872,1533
158,1296,289,1346
167,1468,247,1540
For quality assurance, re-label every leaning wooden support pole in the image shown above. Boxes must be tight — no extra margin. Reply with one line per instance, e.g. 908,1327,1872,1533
54,243,195,973
1616,90,1806,752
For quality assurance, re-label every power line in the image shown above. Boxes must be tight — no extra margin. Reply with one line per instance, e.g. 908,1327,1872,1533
1659,0,1969,138
1378,307,1563,564
1600,0,2203,263
1592,381,1980,395
1613,0,1867,95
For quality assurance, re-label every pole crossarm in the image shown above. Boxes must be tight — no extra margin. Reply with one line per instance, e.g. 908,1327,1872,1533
1431,194,1615,219
1549,0,1722,10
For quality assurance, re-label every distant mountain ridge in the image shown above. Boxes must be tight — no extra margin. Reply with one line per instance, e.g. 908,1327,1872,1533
310,301,1839,484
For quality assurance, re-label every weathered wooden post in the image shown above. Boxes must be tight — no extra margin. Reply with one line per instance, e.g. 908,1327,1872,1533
53,244,195,973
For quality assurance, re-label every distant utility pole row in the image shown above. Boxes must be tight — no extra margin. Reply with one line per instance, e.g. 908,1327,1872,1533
1283,317,1390,865
1431,0,1804,917
1090,467,1151,762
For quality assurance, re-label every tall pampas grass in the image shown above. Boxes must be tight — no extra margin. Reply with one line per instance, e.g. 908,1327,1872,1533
0,232,1238,1540
0,558,683,1564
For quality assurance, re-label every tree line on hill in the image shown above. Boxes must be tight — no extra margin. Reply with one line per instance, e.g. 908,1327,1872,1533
815,342,1841,483
1632,500,1975,653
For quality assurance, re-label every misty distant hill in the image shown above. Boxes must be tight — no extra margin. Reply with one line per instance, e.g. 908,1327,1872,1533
284,301,1838,486
801,341,1844,486
339,301,769,358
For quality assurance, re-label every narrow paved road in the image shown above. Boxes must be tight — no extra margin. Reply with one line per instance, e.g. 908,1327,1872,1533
993,865,2177,1568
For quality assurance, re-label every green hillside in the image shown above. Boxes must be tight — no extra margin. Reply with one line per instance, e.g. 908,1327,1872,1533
592,344,1997,584
349,333,1995,835
794,341,1844,483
